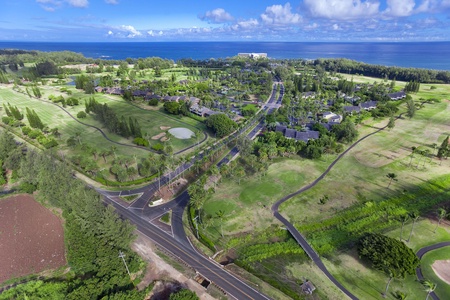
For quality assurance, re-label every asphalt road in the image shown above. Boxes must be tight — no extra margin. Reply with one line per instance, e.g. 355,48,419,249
97,81,284,299
415,241,450,300
102,183,272,300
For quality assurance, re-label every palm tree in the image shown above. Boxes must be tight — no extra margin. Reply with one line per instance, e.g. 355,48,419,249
110,145,117,158
382,268,398,298
215,210,225,237
75,130,82,145
408,146,416,168
421,279,437,300
407,211,420,242
399,214,409,241
434,208,448,233
393,291,407,300
386,173,398,188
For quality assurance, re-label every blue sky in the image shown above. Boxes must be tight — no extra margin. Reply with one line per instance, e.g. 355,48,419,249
1,0,449,42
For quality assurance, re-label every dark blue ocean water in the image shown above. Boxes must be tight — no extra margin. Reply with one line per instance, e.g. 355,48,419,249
1,41,449,71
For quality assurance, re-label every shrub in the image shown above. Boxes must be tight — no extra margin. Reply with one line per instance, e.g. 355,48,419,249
133,137,149,147
28,129,43,139
151,143,164,152
148,98,159,106
19,182,37,193
77,111,87,119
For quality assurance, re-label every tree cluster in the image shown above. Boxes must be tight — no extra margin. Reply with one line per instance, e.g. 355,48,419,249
205,113,237,138
405,81,420,93
26,107,45,130
358,233,419,278
85,97,142,139
3,102,24,120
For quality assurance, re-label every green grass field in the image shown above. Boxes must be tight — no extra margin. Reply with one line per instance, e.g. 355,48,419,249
420,246,450,299
201,77,450,299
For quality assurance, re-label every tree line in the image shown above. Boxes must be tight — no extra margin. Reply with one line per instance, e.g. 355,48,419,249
85,97,143,139
315,58,450,83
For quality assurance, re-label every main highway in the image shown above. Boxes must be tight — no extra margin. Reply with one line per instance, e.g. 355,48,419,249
98,79,283,299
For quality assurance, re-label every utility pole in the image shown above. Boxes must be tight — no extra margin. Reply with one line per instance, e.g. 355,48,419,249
119,251,132,283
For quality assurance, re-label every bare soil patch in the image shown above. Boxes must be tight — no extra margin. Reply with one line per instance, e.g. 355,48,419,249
151,132,166,140
160,126,171,131
0,194,66,283
160,137,169,142
131,232,215,299
432,260,450,285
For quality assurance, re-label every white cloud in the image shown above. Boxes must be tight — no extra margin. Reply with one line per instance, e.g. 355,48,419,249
108,30,113,35
332,23,340,30
66,0,88,8
200,8,234,23
105,0,118,4
260,3,302,25
42,6,56,11
147,30,163,37
231,19,259,31
304,0,380,20
384,0,415,17
119,25,142,38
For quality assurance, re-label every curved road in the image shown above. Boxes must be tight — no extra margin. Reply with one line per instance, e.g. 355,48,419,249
271,116,404,299
415,242,450,300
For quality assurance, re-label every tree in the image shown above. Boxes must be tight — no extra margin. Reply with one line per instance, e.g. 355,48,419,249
77,111,87,118
386,173,398,188
387,115,395,130
0,130,17,161
215,210,225,237
406,99,416,119
205,113,237,138
331,119,358,143
434,208,448,233
407,211,420,243
421,279,437,300
164,101,181,115
409,146,416,168
169,289,199,300
399,214,409,241
358,233,420,296
437,136,449,163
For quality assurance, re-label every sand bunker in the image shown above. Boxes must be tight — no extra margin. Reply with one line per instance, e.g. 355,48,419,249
432,260,450,285
151,132,166,140
168,127,195,139
160,126,171,130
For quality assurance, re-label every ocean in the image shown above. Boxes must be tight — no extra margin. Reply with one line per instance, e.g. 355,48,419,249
1,41,449,71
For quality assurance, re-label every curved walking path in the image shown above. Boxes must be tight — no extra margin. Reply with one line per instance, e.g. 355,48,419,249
415,242,450,300
271,120,399,300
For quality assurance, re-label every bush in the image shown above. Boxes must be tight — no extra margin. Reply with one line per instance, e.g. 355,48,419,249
19,182,37,193
148,98,159,106
77,111,87,119
151,143,164,152
21,126,31,135
28,129,43,139
133,137,149,147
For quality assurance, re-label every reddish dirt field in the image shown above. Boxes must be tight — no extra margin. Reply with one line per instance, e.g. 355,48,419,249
0,194,66,283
